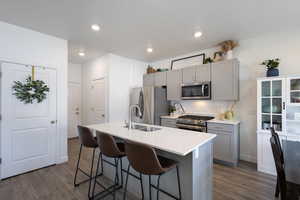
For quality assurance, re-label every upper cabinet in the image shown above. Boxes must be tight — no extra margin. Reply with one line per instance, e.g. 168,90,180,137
211,59,239,101
143,73,155,86
143,72,167,87
154,71,167,87
182,64,211,84
166,70,182,100
196,63,211,82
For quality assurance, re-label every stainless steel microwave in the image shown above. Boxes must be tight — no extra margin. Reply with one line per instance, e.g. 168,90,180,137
181,82,211,100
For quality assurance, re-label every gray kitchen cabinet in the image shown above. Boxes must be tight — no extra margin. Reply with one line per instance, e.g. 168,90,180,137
154,71,167,86
207,122,240,166
143,74,155,86
182,64,211,84
161,118,177,128
211,59,239,101
195,63,211,82
166,70,182,100
182,66,196,84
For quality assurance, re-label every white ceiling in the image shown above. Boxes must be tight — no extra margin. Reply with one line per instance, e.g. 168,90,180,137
0,0,299,63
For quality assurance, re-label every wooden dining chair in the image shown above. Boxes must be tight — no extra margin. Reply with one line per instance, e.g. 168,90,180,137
270,129,299,200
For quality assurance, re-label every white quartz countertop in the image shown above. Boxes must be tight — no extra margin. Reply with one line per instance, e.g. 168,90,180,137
161,115,240,125
86,122,216,156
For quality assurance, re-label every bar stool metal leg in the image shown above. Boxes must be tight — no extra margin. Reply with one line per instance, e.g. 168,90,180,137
123,164,131,200
92,152,102,200
156,175,161,200
149,176,152,200
87,148,96,199
140,173,145,200
74,144,83,187
176,166,182,200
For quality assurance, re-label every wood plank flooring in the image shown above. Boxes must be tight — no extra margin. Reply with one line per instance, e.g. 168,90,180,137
0,139,277,200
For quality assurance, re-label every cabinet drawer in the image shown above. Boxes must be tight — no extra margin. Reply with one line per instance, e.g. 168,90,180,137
207,123,234,132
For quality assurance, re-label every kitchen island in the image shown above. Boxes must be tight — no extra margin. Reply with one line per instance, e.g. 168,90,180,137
86,122,216,200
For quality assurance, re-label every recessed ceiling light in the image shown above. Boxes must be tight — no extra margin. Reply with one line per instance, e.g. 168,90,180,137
91,24,100,31
194,31,202,38
78,52,85,57
147,48,153,53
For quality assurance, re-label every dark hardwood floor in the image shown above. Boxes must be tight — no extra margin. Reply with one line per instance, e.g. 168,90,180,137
0,139,277,200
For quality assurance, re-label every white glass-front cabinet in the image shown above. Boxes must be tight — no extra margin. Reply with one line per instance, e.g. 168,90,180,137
257,78,286,133
257,77,286,175
287,76,300,106
257,76,300,176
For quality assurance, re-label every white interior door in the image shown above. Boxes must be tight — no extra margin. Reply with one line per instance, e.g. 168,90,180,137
87,78,106,124
68,83,81,138
0,63,57,179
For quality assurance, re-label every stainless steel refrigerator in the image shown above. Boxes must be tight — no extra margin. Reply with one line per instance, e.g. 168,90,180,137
130,87,169,125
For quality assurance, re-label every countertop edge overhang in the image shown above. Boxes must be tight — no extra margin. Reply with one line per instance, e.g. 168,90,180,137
86,122,216,156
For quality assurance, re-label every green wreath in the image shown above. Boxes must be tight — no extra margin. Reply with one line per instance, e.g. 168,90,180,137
12,76,50,104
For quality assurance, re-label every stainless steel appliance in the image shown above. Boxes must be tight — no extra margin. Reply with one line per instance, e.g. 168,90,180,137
181,82,211,100
130,87,169,125
176,115,214,132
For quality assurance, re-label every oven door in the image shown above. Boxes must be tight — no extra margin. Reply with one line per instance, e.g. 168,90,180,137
176,123,207,132
181,82,211,100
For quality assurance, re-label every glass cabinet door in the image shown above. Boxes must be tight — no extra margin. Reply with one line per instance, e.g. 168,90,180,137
260,80,283,131
289,78,300,105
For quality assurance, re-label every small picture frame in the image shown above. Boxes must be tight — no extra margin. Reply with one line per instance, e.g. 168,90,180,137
171,53,206,70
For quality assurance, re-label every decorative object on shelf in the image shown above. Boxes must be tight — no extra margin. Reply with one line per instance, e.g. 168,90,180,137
171,53,206,70
146,65,156,74
224,102,236,120
219,40,238,60
261,58,280,77
213,51,224,62
12,66,50,104
156,68,168,72
168,105,176,115
203,57,213,64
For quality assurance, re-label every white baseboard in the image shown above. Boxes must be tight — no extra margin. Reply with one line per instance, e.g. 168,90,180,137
240,153,257,163
56,156,68,164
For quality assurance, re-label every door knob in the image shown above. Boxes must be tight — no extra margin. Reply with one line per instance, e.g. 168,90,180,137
102,114,105,117
50,120,57,124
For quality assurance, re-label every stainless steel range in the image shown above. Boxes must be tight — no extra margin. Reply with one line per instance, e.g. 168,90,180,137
176,115,214,132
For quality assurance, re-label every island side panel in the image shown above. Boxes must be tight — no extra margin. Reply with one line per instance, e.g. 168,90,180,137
192,141,213,200
99,142,213,200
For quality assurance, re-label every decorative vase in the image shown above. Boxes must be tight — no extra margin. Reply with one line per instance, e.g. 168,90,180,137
226,50,233,60
266,68,279,77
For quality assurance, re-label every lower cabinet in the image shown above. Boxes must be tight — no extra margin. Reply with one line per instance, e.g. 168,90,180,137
160,118,177,128
207,122,240,166
257,131,277,175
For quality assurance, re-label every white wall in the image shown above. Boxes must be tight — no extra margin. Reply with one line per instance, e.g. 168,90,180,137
81,54,147,124
108,54,147,122
68,63,82,84
0,21,68,163
152,29,300,163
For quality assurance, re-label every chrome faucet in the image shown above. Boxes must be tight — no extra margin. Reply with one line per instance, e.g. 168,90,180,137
128,104,142,129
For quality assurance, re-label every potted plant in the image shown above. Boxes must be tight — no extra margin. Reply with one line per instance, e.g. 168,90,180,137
261,58,280,77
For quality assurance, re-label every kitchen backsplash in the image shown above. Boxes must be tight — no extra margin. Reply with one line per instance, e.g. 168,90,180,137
172,100,235,118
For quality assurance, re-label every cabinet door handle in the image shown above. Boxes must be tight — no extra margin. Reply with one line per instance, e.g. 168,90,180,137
283,102,286,110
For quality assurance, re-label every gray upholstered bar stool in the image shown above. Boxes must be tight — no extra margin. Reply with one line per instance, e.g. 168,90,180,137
123,141,182,200
74,125,99,199
92,131,126,200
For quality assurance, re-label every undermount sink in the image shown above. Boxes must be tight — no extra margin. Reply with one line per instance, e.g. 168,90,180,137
124,124,161,132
